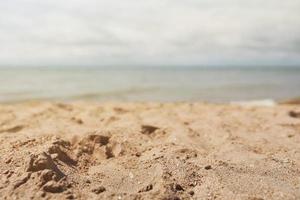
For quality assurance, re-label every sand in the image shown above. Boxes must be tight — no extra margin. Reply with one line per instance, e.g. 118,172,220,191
0,101,300,200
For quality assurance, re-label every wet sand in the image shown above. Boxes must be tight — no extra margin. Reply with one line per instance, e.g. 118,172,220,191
0,101,300,199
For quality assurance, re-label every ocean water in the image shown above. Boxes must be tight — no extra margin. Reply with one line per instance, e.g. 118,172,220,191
0,67,299,103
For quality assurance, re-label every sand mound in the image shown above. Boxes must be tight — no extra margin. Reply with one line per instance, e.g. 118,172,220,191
0,102,300,199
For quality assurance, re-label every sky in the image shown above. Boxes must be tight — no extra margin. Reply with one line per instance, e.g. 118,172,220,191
0,0,299,67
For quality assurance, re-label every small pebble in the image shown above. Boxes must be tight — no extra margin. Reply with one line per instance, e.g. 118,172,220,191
85,179,91,184
92,186,106,194
204,165,212,170
5,157,12,164
289,111,300,118
175,184,184,191
170,183,184,192
135,152,141,157
139,184,153,192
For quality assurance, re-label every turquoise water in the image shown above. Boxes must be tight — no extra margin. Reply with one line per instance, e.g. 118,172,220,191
0,67,299,102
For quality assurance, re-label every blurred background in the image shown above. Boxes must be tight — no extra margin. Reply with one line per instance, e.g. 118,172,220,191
0,0,299,102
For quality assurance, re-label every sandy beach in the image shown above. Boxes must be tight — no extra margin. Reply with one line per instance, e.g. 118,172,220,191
0,101,300,200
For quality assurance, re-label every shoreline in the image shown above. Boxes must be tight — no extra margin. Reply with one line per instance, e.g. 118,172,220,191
0,94,300,105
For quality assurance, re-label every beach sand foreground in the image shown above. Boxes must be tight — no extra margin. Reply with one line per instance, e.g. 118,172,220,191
0,102,300,199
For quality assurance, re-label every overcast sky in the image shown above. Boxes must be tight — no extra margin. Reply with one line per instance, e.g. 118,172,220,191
0,0,299,67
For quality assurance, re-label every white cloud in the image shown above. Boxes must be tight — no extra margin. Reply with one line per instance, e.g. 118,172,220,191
0,0,299,67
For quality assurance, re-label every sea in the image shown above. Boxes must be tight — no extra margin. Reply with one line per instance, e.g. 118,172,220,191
0,67,299,103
